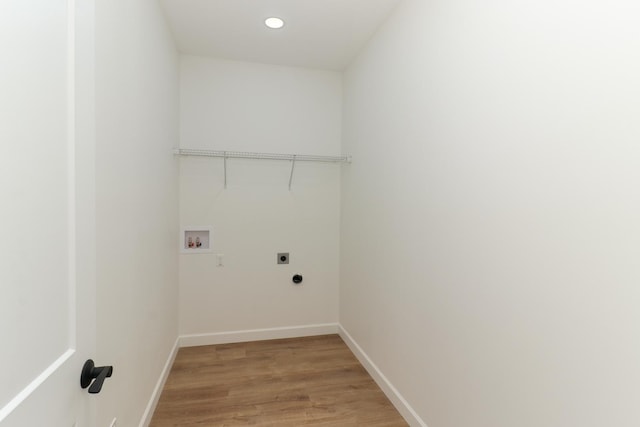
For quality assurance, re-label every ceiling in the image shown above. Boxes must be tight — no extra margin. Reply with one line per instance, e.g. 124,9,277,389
160,0,402,71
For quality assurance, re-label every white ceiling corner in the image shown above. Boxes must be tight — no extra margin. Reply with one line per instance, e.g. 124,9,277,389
160,0,402,70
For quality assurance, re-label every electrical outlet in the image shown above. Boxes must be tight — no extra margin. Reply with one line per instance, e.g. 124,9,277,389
277,253,289,264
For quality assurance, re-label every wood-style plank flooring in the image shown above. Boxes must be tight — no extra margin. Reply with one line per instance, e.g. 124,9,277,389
150,334,408,426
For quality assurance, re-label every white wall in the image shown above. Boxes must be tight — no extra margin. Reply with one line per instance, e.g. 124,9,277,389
179,56,341,337
341,0,640,426
95,0,179,425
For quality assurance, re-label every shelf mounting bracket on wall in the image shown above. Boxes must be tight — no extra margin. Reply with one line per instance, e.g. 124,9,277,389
223,151,228,189
174,148,351,190
288,155,296,191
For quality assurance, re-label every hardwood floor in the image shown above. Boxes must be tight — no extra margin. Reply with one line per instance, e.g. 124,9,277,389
150,334,408,426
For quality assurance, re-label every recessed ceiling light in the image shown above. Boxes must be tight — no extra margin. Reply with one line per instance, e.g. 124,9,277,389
265,17,285,29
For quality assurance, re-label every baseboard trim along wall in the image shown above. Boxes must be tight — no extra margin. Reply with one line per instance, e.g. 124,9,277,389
338,325,428,427
139,337,180,427
179,323,341,347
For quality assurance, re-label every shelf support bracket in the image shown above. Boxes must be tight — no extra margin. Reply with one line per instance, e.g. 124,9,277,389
223,151,228,189
288,155,296,191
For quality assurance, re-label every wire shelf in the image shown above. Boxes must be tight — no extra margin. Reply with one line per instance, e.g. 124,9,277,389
174,148,351,164
174,148,351,190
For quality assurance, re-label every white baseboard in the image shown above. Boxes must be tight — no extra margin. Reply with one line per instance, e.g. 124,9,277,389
138,337,180,427
179,323,340,347
338,325,428,427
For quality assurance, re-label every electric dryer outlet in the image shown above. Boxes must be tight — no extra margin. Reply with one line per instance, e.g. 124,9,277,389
277,253,289,264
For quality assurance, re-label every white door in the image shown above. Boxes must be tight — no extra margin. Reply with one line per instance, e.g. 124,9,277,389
0,0,98,426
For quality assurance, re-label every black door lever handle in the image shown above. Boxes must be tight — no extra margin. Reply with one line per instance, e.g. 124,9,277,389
80,359,113,394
